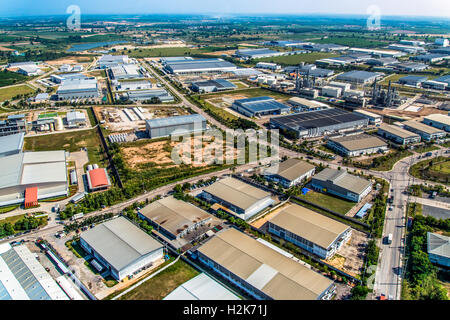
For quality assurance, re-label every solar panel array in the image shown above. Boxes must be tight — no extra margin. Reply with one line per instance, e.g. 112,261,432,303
271,108,368,131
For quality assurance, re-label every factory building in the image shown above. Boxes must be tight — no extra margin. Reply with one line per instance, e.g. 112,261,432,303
138,196,213,240
327,133,388,157
231,96,290,117
50,73,90,84
430,75,450,87
255,62,281,71
422,114,450,132
116,80,152,91
97,55,130,68
163,58,237,74
267,203,352,259
234,48,285,59
56,79,99,100
422,80,448,91
17,65,41,76
336,70,383,84
435,38,449,47
287,97,329,112
190,79,236,93
327,81,351,93
126,89,174,102
270,108,369,138
80,216,164,281
109,64,143,80
66,111,87,128
264,158,316,188
402,120,446,142
365,57,399,66
388,44,426,54
394,62,428,72
311,168,372,203
398,75,428,87
0,151,68,207
0,243,70,300
196,228,336,300
86,165,111,192
285,64,334,78
348,48,406,58
377,123,421,145
200,177,275,221
427,232,450,268
0,132,24,158
0,114,27,137
321,86,342,98
413,54,450,64
145,114,206,139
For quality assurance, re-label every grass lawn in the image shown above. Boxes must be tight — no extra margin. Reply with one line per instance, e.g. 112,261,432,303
410,156,450,184
0,84,35,102
431,160,450,175
0,214,26,226
123,47,216,58
0,204,20,214
255,52,339,65
119,260,200,300
24,129,105,165
0,70,28,87
297,189,355,215
413,144,440,154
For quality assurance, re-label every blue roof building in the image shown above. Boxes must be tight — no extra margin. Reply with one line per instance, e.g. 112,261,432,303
232,96,291,117
0,132,24,158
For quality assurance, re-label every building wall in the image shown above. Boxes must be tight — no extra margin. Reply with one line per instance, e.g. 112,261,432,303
403,125,446,142
428,253,450,268
377,128,421,145
0,182,68,207
146,120,206,138
311,179,372,202
423,119,450,132
57,89,99,100
266,168,315,188
327,140,388,157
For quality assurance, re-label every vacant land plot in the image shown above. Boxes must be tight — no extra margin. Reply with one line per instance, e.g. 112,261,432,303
24,129,104,165
0,70,28,87
0,84,35,102
200,87,291,101
410,156,450,184
297,189,355,215
119,260,199,300
255,52,339,65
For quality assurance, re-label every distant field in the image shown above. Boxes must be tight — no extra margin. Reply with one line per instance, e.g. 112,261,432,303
119,260,199,300
314,36,389,48
0,84,35,102
255,52,339,65
0,70,28,87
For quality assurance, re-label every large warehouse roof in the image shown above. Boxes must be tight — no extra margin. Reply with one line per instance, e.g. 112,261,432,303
336,70,382,82
403,120,445,135
139,196,212,238
329,134,388,151
234,96,290,114
424,114,450,126
163,273,240,300
313,168,372,195
146,114,206,129
203,177,271,211
0,132,24,157
379,123,419,139
165,58,236,73
80,217,163,272
427,232,450,260
271,108,367,131
197,228,333,300
269,203,350,249
265,158,315,182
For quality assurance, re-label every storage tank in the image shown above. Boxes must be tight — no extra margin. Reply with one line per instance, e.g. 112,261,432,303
87,165,93,171
55,117,63,131
93,164,99,169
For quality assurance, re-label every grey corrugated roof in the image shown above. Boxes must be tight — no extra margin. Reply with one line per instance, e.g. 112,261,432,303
329,134,388,151
80,216,163,272
379,123,420,139
313,168,372,195
266,159,315,182
146,114,206,129
427,232,450,259
0,132,24,156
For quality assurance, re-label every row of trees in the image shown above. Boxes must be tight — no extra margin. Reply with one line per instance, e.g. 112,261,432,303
0,216,46,238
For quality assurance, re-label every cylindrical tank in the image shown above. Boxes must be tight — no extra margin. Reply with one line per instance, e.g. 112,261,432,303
55,117,63,131
93,164,99,169
87,165,93,171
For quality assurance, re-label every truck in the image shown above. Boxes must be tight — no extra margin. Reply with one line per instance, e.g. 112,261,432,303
71,213,84,221
386,233,393,245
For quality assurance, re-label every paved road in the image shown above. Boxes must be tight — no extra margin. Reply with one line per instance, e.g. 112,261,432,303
409,196,450,210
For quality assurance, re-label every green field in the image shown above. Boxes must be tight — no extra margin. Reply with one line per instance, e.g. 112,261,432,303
0,70,28,87
409,156,450,184
0,84,35,102
255,52,339,65
0,214,25,226
297,189,355,215
38,112,58,119
24,129,105,166
119,260,200,300
122,46,217,58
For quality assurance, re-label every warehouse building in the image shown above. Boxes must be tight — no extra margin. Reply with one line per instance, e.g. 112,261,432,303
394,62,428,72
327,133,388,157
109,64,143,80
0,151,68,207
311,168,372,202
255,62,281,71
264,158,316,188
267,203,352,259
56,79,99,100
402,120,446,142
80,216,164,281
377,123,421,145
116,80,152,91
365,57,398,66
201,177,274,221
388,44,426,54
196,228,336,300
191,79,236,93
286,64,334,78
138,196,213,240
163,58,237,75
422,80,448,90
398,75,428,87
0,114,27,137
66,111,87,128
321,86,342,98
97,55,130,68
17,64,41,76
0,132,24,158
231,96,290,117
146,114,206,138
336,70,383,84
270,108,369,138
287,97,329,112
86,165,111,192
50,73,90,84
0,243,69,300
234,48,285,59
423,114,450,132
126,89,174,102
413,53,450,63
164,273,240,300
349,48,405,58
427,232,450,268
328,81,351,93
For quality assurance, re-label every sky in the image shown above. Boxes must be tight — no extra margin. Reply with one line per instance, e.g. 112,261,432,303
0,0,449,18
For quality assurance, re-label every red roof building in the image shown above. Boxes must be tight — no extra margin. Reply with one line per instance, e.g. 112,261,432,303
86,168,111,191
24,187,38,208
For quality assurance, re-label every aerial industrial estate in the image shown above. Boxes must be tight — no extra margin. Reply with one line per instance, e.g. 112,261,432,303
0,2,449,307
